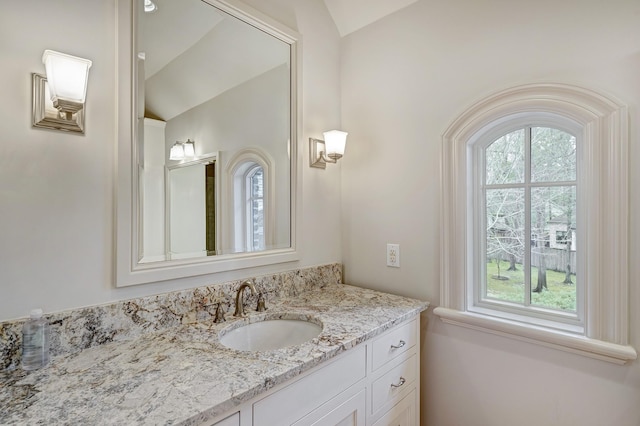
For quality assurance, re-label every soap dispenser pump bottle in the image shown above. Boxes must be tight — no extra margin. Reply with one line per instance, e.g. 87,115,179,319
22,308,50,371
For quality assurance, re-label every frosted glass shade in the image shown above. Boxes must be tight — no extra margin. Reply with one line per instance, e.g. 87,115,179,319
42,50,92,113
183,140,195,157
170,143,185,160
323,130,348,159
144,0,157,12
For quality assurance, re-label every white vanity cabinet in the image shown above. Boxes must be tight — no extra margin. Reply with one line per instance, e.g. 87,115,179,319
210,413,240,426
253,345,367,426
371,390,417,426
367,318,419,425
292,389,367,426
203,316,421,426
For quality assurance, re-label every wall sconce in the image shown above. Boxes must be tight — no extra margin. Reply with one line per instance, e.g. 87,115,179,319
32,50,92,134
309,130,348,169
183,139,195,157
144,0,158,13
170,139,196,161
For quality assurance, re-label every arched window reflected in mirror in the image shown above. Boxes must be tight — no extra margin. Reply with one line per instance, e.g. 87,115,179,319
246,165,265,252
227,148,274,254
116,0,301,286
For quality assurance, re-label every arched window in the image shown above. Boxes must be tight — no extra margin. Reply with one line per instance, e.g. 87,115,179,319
245,164,265,252
436,84,635,364
474,123,580,327
225,148,274,253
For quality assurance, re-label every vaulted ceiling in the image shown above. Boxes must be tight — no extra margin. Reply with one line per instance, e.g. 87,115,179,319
142,0,288,121
322,0,418,37
141,0,418,121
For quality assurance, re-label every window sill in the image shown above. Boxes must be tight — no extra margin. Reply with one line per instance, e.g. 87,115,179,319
433,307,637,365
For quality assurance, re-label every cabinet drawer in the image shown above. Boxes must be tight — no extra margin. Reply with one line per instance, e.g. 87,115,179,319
371,389,416,426
253,345,366,426
371,319,417,371
371,354,417,414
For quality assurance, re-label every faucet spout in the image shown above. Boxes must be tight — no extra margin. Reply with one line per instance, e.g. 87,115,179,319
234,279,257,317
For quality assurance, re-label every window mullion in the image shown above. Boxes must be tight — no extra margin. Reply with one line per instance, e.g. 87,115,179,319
479,149,488,307
524,127,532,307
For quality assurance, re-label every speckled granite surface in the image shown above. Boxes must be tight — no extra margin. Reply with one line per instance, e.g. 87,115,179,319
0,264,342,371
0,266,428,425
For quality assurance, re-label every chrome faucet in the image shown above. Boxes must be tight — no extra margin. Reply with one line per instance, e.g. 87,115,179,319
234,279,257,317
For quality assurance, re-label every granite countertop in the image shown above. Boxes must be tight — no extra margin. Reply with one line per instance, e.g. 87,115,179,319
0,284,428,425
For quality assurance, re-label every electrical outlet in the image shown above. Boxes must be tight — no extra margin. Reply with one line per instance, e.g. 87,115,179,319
387,244,400,268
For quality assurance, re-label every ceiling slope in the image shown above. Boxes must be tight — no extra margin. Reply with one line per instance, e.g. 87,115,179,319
323,0,418,37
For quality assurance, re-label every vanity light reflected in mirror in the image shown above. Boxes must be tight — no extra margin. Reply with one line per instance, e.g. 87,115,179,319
32,50,92,134
144,0,157,13
169,142,184,160
309,130,348,169
169,139,196,161
183,139,195,157
116,0,302,286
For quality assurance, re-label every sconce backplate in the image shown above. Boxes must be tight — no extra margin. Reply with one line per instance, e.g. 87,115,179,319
309,137,337,169
32,73,86,134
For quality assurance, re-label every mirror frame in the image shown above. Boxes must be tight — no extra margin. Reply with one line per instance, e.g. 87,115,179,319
116,0,302,287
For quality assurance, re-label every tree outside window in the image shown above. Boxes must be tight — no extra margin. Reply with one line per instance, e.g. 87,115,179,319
484,127,577,313
247,166,265,252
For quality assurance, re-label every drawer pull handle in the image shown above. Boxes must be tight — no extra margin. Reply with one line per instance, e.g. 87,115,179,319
391,377,406,389
391,340,406,350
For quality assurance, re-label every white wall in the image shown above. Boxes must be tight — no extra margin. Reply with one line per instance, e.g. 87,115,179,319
0,0,342,321
340,0,640,425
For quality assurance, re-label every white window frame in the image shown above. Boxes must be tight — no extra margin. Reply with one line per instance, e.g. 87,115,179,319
471,122,581,333
224,148,275,254
245,164,265,252
435,83,636,364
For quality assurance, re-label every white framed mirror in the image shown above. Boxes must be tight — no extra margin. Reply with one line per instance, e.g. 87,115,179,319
116,0,301,287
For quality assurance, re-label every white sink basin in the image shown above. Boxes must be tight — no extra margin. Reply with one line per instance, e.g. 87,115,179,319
219,318,322,351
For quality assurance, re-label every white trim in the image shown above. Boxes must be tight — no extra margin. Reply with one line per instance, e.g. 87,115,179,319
438,83,636,364
164,153,221,259
224,147,276,254
434,307,637,365
472,124,581,328
115,0,302,286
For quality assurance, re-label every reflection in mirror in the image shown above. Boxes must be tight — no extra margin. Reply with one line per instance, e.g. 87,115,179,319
165,154,220,261
116,0,300,287
137,0,291,263
226,147,275,254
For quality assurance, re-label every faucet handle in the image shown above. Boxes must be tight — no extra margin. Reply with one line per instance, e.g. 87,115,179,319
256,293,267,312
214,302,226,323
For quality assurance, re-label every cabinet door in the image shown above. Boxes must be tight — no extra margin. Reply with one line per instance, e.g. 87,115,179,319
204,412,239,426
254,346,366,426
371,390,416,426
293,389,366,426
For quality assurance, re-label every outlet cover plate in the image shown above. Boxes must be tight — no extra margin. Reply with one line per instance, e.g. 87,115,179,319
387,244,400,267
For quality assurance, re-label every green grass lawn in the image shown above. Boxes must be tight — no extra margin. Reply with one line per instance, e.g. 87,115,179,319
486,260,576,312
